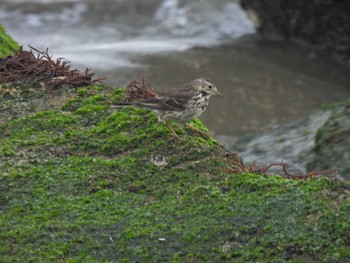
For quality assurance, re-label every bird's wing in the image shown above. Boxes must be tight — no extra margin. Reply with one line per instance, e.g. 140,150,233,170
163,97,186,111
132,82,197,111
165,82,197,101
135,95,185,111
160,82,197,111
162,83,197,111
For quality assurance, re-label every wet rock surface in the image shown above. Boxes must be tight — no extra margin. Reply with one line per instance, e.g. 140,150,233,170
307,102,350,180
231,100,350,180
231,109,331,174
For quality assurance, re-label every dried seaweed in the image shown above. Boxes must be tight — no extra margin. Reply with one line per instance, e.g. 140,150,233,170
0,46,104,89
221,152,340,180
124,77,158,102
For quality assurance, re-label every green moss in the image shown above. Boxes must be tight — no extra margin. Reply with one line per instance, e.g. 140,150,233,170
0,84,349,262
0,24,19,57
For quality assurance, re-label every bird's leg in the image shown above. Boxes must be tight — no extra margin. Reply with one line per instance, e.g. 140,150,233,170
156,116,179,139
166,121,180,139
184,123,211,138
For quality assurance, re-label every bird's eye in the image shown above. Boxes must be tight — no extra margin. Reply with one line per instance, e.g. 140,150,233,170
208,85,213,89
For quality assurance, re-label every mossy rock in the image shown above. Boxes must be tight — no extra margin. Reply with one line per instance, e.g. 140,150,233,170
0,83,349,262
307,100,350,180
0,24,19,57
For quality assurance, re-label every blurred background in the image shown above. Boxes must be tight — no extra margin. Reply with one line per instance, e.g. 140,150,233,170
1,0,350,145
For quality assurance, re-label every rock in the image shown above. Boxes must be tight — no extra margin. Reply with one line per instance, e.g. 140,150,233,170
231,109,331,174
231,100,350,179
1,83,350,262
307,102,350,180
240,0,350,67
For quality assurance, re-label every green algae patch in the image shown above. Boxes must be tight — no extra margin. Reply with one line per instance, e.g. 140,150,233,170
0,24,19,57
0,84,350,262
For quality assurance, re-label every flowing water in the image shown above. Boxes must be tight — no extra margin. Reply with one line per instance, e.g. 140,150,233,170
1,0,350,144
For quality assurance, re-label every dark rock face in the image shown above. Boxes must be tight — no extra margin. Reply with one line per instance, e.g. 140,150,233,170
240,0,350,66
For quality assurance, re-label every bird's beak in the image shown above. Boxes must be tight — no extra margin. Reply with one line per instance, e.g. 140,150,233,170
215,91,223,96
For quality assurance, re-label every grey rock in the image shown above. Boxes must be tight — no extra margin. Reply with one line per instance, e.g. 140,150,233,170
231,110,331,172
307,104,350,180
231,101,350,179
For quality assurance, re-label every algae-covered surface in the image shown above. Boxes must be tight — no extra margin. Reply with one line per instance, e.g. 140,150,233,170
0,24,19,57
0,84,350,262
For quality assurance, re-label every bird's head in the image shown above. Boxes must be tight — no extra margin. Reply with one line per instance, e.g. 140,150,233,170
193,78,221,96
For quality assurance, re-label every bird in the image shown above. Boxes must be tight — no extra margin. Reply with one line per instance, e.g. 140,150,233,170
112,78,221,138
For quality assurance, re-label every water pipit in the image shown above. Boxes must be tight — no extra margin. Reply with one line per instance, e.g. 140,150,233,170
112,78,221,138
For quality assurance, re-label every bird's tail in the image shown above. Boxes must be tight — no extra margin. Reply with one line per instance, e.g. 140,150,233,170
111,102,133,108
